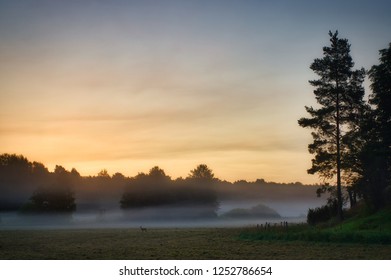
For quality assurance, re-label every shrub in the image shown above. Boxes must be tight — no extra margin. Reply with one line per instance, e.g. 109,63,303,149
307,201,338,225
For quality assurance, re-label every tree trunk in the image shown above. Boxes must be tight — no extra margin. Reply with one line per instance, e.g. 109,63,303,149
336,82,344,221
348,189,357,208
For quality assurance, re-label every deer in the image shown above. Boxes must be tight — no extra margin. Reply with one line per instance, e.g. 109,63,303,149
140,226,147,232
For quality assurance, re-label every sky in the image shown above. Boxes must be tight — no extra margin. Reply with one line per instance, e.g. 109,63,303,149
0,0,390,184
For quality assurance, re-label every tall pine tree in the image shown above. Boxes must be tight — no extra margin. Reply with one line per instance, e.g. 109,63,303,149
369,43,391,169
359,42,391,209
298,31,365,220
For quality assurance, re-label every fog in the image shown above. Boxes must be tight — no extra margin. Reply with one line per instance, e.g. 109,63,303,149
217,199,319,218
0,212,304,230
0,155,327,230
0,199,317,230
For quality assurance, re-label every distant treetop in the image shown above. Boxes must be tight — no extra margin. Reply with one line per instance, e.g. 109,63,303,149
188,164,215,181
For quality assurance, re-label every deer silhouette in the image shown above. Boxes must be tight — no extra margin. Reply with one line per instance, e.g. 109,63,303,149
140,226,147,232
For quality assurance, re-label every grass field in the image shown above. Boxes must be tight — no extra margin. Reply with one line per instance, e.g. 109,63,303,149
1,227,391,260
2,207,391,260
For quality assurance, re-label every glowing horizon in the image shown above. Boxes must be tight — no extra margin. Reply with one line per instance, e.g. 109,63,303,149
1,0,390,184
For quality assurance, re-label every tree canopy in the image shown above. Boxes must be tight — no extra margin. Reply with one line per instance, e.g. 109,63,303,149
355,42,391,210
188,164,215,181
301,33,391,223
299,31,366,220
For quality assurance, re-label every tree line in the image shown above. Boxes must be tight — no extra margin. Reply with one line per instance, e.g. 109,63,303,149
299,31,391,223
0,153,320,220
0,154,219,217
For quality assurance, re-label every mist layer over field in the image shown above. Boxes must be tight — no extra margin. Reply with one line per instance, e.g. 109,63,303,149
0,155,326,230
0,212,304,230
0,199,315,230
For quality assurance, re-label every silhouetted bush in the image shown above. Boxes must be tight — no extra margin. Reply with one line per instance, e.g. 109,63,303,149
21,184,76,214
307,201,338,225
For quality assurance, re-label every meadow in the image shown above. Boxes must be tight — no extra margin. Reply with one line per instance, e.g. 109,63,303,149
1,226,391,260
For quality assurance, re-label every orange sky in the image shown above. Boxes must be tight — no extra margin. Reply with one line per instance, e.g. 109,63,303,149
1,0,390,184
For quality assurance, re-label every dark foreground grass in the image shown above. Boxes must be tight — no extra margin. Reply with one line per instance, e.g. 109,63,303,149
1,227,391,259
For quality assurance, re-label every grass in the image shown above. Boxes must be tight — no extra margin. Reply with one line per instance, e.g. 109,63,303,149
1,207,391,259
1,226,391,259
239,207,391,245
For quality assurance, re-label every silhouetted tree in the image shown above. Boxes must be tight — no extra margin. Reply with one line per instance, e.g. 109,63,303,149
120,167,172,209
298,31,366,220
120,165,219,219
22,165,76,213
188,164,215,181
97,169,110,178
355,42,391,210
0,154,35,210
31,161,50,178
369,43,391,152
112,172,126,181
23,184,76,213
185,164,219,215
148,166,171,181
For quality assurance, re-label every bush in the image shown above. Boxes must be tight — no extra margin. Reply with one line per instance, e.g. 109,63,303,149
307,201,338,225
21,185,76,214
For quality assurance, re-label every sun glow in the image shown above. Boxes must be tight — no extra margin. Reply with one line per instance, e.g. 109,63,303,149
1,0,389,184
